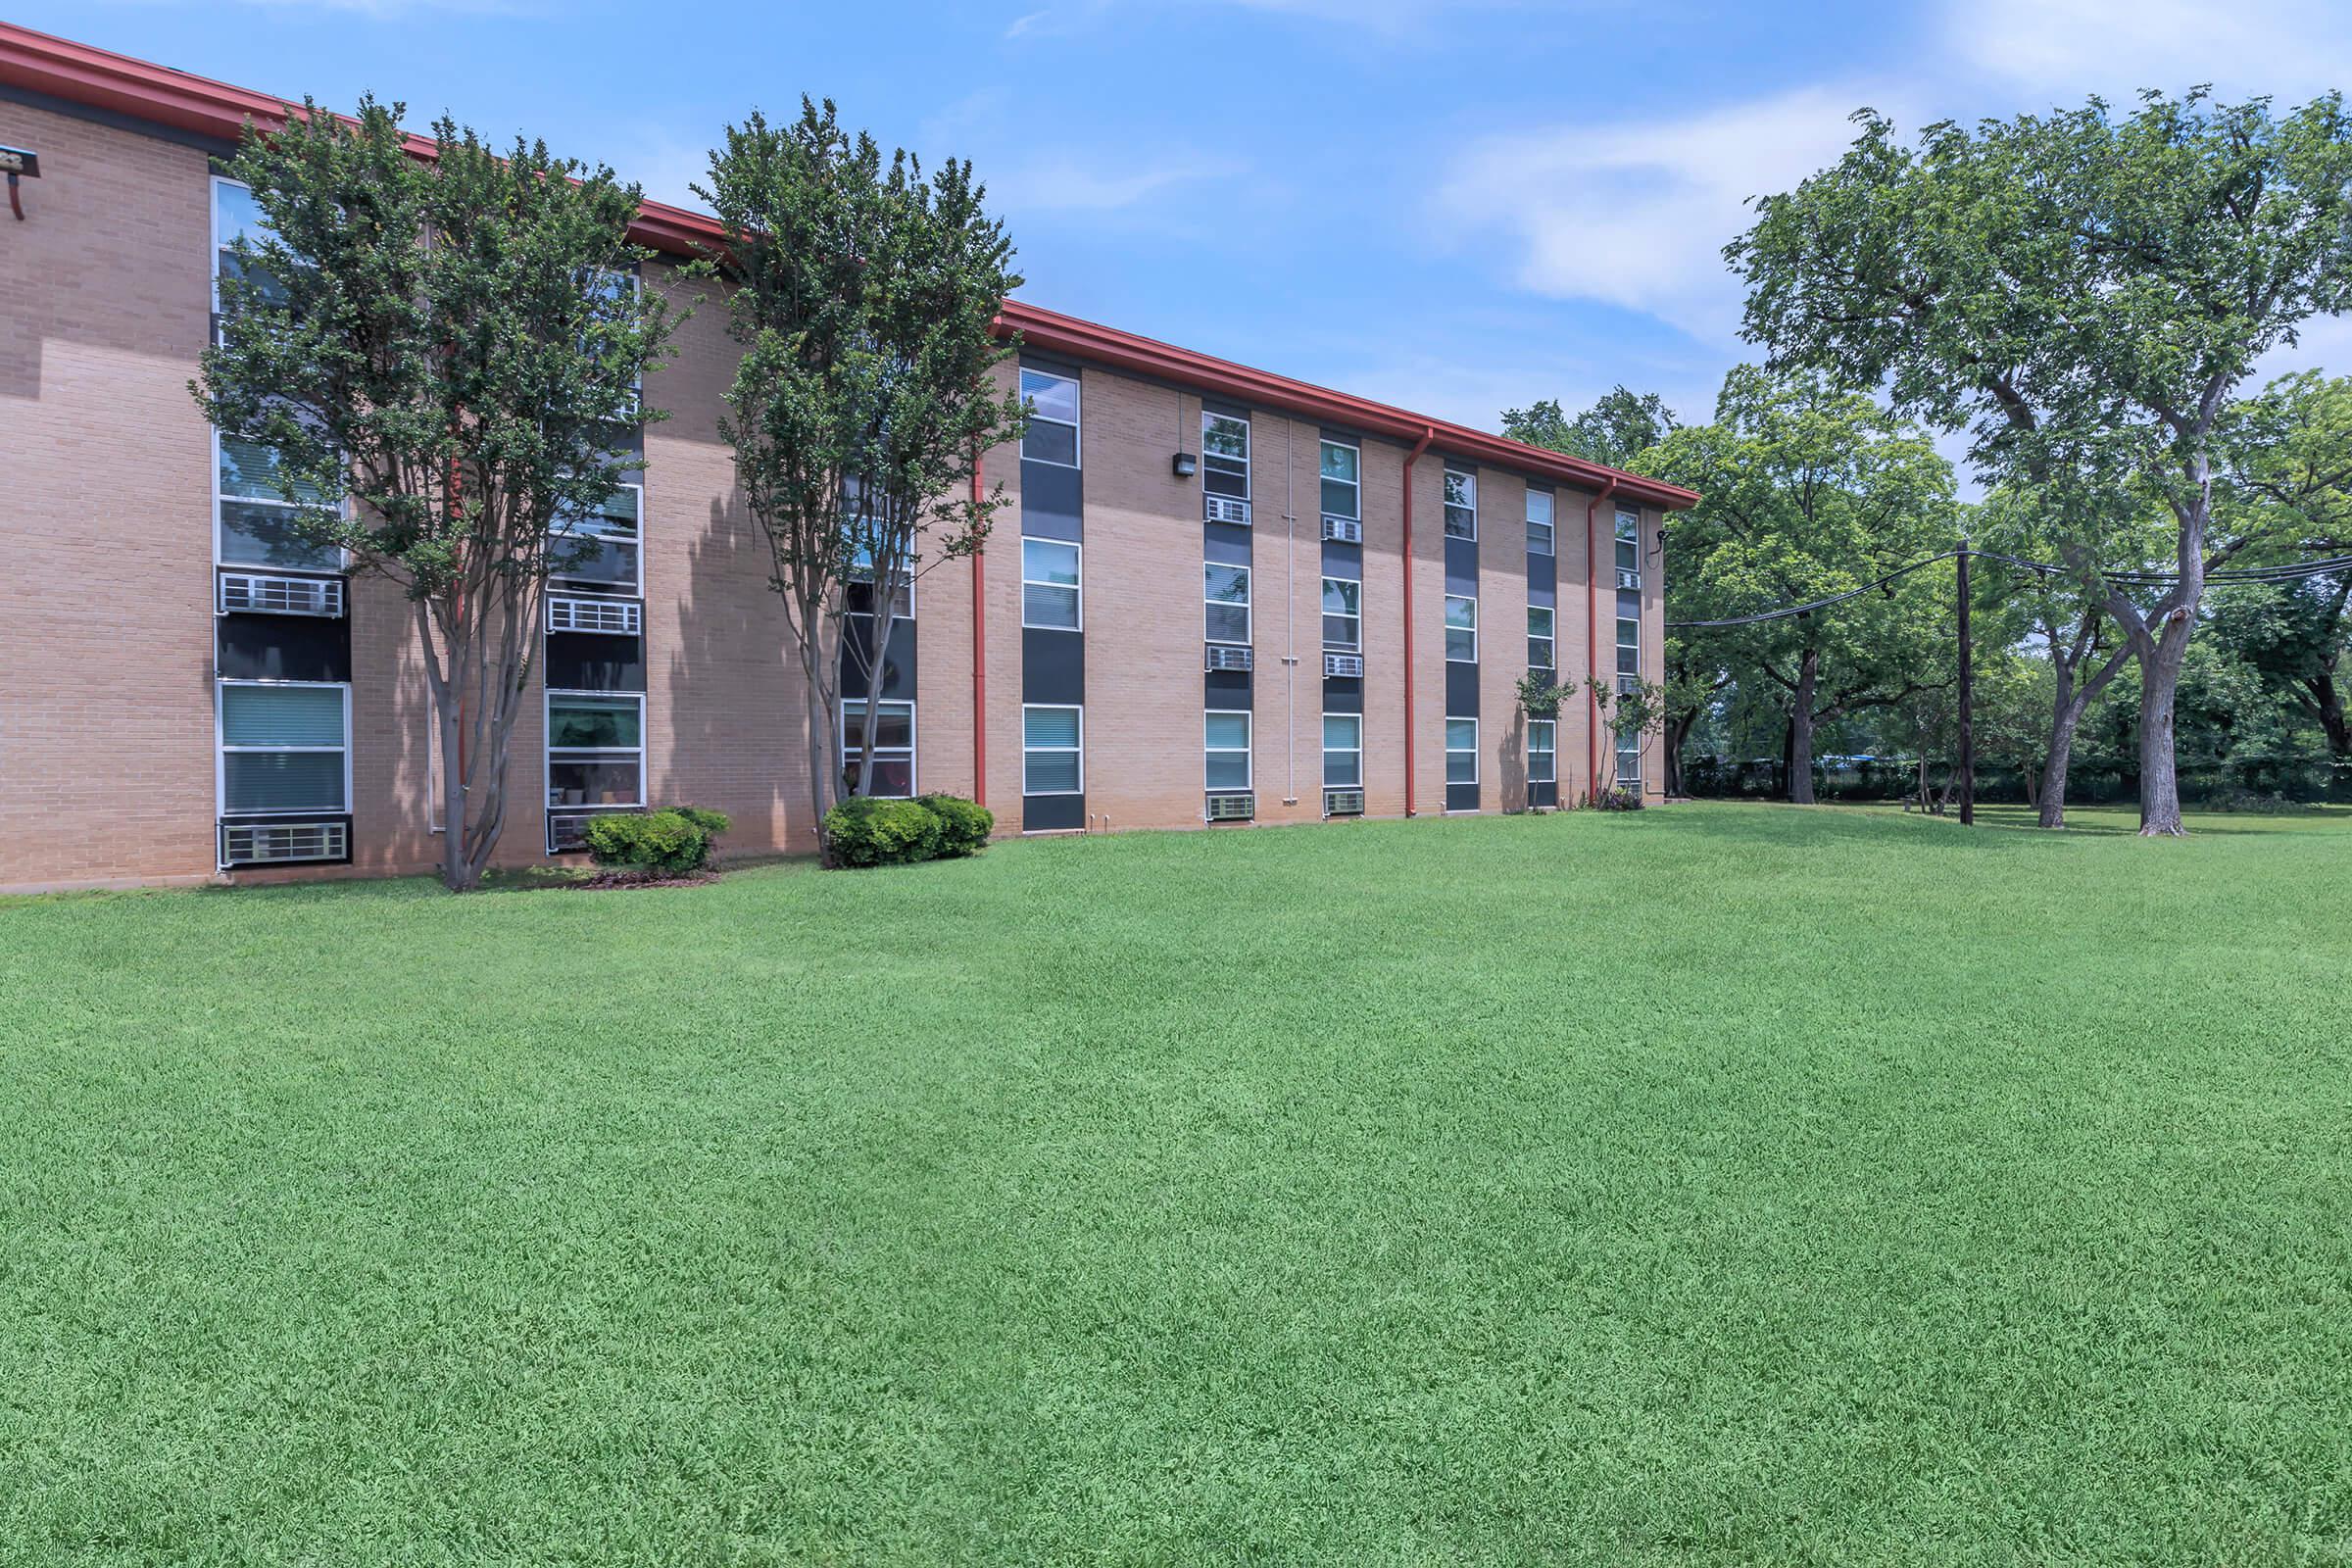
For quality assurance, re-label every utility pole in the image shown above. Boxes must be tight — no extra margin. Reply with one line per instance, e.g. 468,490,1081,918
1956,533,1975,826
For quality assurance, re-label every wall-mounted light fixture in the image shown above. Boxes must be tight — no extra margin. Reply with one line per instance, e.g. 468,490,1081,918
2,146,39,221
1171,452,1198,479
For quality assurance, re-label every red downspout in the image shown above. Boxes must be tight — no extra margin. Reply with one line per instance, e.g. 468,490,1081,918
1401,425,1435,817
971,454,987,808
1585,477,1619,805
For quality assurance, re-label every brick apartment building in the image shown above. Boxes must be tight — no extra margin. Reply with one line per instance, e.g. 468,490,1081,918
0,23,1698,893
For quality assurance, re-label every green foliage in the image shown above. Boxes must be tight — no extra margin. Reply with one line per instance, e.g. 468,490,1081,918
917,794,995,858
1501,386,1679,468
582,808,722,876
699,101,1026,815
192,96,679,888
1515,669,1566,717
823,796,946,867
1593,786,1645,811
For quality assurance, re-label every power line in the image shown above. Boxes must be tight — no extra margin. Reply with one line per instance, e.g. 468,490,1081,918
1666,548,2352,629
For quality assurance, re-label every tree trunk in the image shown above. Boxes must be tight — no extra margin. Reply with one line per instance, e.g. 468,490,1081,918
1663,711,1692,797
2022,759,2040,812
2313,670,2348,761
2137,623,2189,836
1788,648,1820,805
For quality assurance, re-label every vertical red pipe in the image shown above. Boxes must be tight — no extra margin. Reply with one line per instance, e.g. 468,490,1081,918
1401,425,1434,817
971,453,987,808
1585,476,1619,805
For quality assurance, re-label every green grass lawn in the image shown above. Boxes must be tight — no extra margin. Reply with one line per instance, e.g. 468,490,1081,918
5,804,2350,1566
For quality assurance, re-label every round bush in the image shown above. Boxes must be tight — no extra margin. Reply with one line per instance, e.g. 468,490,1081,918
581,808,718,874
823,797,945,867
917,794,994,858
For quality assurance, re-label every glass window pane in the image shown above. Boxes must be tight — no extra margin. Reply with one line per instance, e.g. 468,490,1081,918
1024,539,1079,587
1526,491,1554,526
220,434,327,506
1322,578,1358,615
1615,509,1640,541
549,695,641,750
1444,470,1475,509
1205,564,1250,604
1319,477,1359,518
1204,712,1250,750
1202,415,1247,462
1445,597,1475,630
1025,751,1080,794
1446,718,1477,752
1529,521,1554,554
1617,537,1640,572
1529,607,1553,636
219,501,339,570
221,684,344,747
1206,603,1250,644
1319,442,1358,484
1021,369,1079,425
1323,715,1360,749
547,760,641,807
1446,753,1477,785
1022,419,1077,466
223,751,344,812
846,759,914,799
1324,751,1361,787
1205,753,1250,791
1619,645,1641,675
552,534,638,585
1447,629,1475,661
1025,707,1080,749
1023,583,1079,628
844,703,912,753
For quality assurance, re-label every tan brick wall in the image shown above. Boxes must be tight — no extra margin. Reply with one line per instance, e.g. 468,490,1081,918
1,104,1673,890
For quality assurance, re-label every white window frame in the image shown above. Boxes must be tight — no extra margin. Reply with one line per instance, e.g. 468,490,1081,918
1201,409,1250,502
839,698,917,799
1319,437,1361,522
1526,488,1555,555
1445,594,1478,663
846,540,915,622
216,678,352,819
1021,368,1081,468
1443,466,1478,541
1322,711,1363,788
1321,574,1361,651
1528,605,1555,669
544,688,647,816
1021,537,1083,631
1619,611,1641,676
1205,561,1252,647
1528,718,1557,785
1617,733,1643,787
1446,716,1480,787
1204,708,1253,792
1021,704,1085,796
1616,507,1642,574
549,482,646,596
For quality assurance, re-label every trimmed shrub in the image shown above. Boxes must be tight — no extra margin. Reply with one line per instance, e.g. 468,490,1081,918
582,807,721,875
824,796,945,867
672,807,733,839
918,794,994,858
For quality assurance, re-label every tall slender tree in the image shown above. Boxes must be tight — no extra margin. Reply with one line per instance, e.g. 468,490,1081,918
195,98,676,889
1731,89,2352,833
698,102,1025,840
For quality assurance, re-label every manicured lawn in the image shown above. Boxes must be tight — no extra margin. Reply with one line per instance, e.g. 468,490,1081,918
4,803,2350,1565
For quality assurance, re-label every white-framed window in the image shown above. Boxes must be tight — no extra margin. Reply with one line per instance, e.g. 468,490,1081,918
1021,368,1080,467
1446,717,1479,786
841,699,916,798
1445,594,1478,662
1618,601,1641,676
1529,719,1556,785
1528,605,1555,669
1444,466,1477,540
1616,507,1642,574
1527,488,1555,555
1205,562,1251,645
847,538,913,621
1319,438,1360,521
1022,705,1083,795
551,483,644,594
1321,576,1361,650
1617,733,1642,787
217,679,350,816
545,690,645,810
1205,709,1252,791
1202,410,1249,503
1323,712,1362,788
1022,537,1082,629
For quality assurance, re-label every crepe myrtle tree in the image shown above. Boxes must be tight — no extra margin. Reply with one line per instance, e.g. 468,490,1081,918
697,101,1025,842
1731,89,2352,833
195,96,676,890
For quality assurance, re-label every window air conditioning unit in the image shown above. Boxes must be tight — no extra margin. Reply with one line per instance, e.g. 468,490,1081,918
1616,567,1642,590
220,819,347,867
1321,514,1362,544
1323,789,1365,817
1204,495,1251,526
548,595,643,635
1204,793,1255,821
1204,644,1254,671
218,572,344,618
1324,653,1364,678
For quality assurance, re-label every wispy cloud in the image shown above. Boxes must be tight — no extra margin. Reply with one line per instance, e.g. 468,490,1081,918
990,154,1249,216
1946,0,2352,104
1440,85,1886,344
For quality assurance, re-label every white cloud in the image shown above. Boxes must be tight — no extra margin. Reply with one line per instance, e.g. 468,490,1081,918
1948,0,2352,104
1441,85,1888,344
989,155,1248,216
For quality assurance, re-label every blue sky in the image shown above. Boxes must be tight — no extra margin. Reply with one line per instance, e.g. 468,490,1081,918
26,0,2352,453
